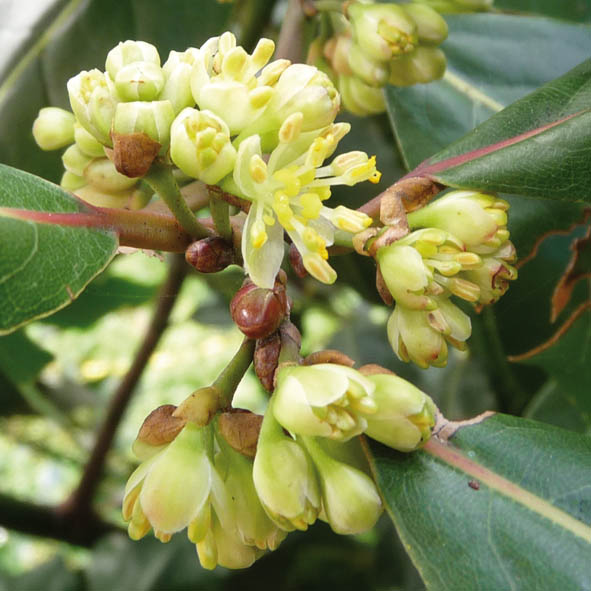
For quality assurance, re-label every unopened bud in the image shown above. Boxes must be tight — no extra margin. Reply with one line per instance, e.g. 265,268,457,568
185,236,235,273
338,75,386,116
113,100,175,149
170,108,236,184
348,43,389,87
115,61,165,101
74,122,106,157
388,46,447,86
230,281,287,339
106,40,160,80
160,48,200,113
62,144,93,177
348,3,418,62
404,4,448,45
32,107,75,150
84,157,138,192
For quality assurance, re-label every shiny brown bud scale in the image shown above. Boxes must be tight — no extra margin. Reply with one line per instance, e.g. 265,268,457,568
186,237,234,273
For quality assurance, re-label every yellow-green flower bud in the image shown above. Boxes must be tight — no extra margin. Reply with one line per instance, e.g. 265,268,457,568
348,3,418,62
74,122,106,157
253,402,321,531
114,61,165,101
67,69,118,146
407,190,510,248
387,296,471,368
338,75,386,116
170,107,236,184
302,436,382,535
388,46,447,86
32,107,75,150
112,100,175,149
60,170,86,191
273,363,377,441
215,433,286,551
105,40,160,80
74,184,135,209
123,422,213,536
62,144,93,177
404,4,448,45
364,373,436,451
348,42,390,87
160,49,200,113
83,157,138,193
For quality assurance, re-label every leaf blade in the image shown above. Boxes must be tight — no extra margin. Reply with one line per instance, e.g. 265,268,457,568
368,413,591,590
0,164,118,334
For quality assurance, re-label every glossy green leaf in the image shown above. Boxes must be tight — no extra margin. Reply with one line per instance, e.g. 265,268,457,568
519,308,591,433
386,14,591,170
495,0,591,22
0,163,118,334
368,413,591,590
414,59,591,200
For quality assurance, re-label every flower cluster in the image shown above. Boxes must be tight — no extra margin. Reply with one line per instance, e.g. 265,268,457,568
377,190,517,368
123,363,436,569
33,33,380,290
309,2,448,116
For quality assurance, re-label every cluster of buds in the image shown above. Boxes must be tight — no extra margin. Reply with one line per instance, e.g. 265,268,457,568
309,2,448,116
376,190,517,368
123,361,436,569
33,33,380,290
33,107,150,208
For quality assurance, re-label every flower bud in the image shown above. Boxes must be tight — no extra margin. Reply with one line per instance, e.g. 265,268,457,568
253,403,321,531
338,75,386,116
74,184,135,208
105,40,160,80
124,423,213,536
113,100,175,150
388,46,447,86
133,404,186,460
160,48,200,113
84,157,139,192
404,4,448,45
347,43,390,87
185,236,235,273
215,433,287,550
74,122,106,157
273,363,377,441
67,69,118,146
62,144,93,177
60,170,86,191
348,3,418,62
364,373,436,451
387,296,471,368
302,436,382,535
114,61,165,101
323,34,353,77
407,190,510,247
170,108,236,184
32,107,75,150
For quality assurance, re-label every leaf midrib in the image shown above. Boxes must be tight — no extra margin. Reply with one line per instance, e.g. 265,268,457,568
424,436,591,543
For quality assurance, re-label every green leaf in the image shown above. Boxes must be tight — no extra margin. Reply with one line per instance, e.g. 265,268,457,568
0,164,118,334
386,14,591,170
518,308,591,433
495,0,591,22
368,413,591,590
413,59,591,200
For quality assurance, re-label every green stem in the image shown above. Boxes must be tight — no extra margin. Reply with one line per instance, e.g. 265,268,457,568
313,0,345,13
213,338,256,407
208,190,232,241
144,161,212,239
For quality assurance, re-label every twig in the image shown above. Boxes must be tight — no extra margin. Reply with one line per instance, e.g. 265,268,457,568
275,0,305,61
60,254,188,529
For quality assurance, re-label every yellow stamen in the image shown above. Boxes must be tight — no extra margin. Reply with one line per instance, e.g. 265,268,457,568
299,192,323,219
250,154,267,183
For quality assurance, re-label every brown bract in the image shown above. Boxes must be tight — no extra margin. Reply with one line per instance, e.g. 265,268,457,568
111,131,161,178
218,410,264,457
137,404,186,446
186,236,235,273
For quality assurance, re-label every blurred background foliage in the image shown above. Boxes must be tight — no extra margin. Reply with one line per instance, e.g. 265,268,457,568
0,0,589,588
